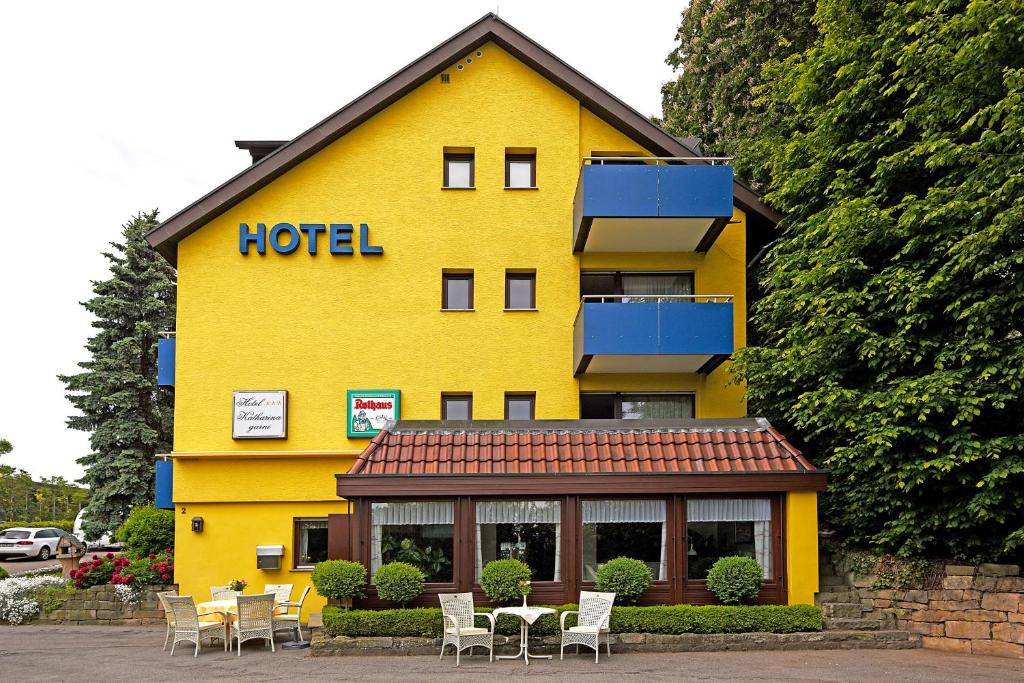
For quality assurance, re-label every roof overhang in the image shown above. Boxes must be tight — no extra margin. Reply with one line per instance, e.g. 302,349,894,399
145,13,781,265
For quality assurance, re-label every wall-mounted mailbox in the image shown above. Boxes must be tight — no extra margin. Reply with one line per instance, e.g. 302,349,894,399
191,516,204,533
256,545,284,570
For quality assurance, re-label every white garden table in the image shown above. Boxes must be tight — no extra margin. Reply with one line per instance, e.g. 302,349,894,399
493,605,556,665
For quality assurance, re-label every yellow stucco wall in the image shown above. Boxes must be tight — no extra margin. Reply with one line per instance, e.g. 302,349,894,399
785,491,820,605
169,42,780,608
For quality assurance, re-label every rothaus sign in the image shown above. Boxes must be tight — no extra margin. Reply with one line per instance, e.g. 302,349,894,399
239,222,383,255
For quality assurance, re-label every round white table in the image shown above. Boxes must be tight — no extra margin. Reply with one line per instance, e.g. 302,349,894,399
493,605,556,665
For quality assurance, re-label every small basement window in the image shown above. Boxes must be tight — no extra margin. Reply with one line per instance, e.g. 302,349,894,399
442,394,473,420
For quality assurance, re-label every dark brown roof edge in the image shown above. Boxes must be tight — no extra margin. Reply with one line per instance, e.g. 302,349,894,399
145,13,780,265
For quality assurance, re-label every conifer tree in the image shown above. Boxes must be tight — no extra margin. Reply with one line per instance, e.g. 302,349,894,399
59,211,176,537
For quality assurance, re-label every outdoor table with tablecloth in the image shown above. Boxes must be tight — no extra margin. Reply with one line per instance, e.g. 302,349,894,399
196,597,283,645
493,605,556,665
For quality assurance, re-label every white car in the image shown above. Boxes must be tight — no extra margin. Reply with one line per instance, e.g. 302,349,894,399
72,509,123,550
0,527,66,560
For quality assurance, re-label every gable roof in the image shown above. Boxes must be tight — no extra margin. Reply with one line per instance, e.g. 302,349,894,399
145,13,781,265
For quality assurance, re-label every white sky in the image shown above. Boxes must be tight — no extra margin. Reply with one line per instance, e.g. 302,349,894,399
0,0,682,481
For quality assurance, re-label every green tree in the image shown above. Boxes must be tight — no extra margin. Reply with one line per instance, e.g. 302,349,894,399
661,0,818,189
0,438,11,455
59,211,176,538
734,0,1024,560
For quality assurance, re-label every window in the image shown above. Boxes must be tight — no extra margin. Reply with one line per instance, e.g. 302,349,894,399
371,502,454,583
443,153,474,188
476,500,561,582
505,272,536,309
581,271,694,303
582,500,666,581
442,273,473,310
505,153,536,188
295,518,328,568
504,393,535,420
442,394,472,420
686,498,773,580
580,393,695,419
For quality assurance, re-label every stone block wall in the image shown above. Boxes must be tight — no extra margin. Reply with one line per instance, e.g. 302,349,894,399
854,564,1024,658
37,584,173,625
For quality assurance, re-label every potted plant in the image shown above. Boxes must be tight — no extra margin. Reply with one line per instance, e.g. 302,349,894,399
310,560,367,609
229,578,248,592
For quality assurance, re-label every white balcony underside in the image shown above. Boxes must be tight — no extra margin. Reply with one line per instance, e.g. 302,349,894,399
583,354,715,374
582,217,717,252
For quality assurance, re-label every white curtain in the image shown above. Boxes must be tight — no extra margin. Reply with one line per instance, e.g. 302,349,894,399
687,498,772,580
583,500,667,580
476,501,561,581
370,502,454,577
298,519,327,564
621,274,693,303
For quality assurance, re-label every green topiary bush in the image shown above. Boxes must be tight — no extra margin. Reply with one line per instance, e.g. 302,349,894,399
479,558,531,604
115,505,174,557
311,560,367,601
374,562,425,606
594,557,653,604
706,556,764,605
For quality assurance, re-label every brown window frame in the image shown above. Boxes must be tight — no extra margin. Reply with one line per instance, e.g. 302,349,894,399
441,393,473,420
292,517,329,570
505,272,536,310
443,153,475,188
503,393,536,420
442,273,474,310
505,153,536,188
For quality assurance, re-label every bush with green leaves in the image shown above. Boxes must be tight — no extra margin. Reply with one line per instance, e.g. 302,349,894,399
322,603,822,638
115,506,174,557
311,560,367,601
374,562,425,606
706,556,763,605
479,559,531,604
594,557,653,604
0,567,8,581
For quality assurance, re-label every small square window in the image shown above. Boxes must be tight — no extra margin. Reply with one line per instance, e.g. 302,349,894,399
505,394,535,420
506,153,536,188
294,518,328,568
505,272,536,310
442,273,473,310
444,153,474,188
442,394,472,420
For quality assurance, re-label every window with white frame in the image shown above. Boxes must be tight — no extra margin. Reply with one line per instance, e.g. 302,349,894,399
476,500,561,582
686,498,773,580
582,499,667,581
371,501,455,583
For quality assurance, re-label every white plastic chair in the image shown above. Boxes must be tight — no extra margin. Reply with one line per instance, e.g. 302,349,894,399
231,594,276,656
166,596,226,657
560,591,615,663
156,589,178,651
211,585,242,601
272,585,311,642
438,592,496,666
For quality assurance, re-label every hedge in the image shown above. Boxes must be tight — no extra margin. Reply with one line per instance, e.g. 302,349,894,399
322,604,822,639
0,520,74,533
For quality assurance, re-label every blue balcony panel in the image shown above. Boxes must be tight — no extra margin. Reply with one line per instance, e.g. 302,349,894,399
573,300,734,375
157,337,175,386
155,459,173,510
573,164,735,253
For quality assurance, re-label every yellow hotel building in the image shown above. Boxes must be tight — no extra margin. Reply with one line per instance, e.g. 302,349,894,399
146,14,824,619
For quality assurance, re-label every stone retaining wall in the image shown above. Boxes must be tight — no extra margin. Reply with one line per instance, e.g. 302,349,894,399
37,584,172,625
310,629,915,656
853,563,1024,658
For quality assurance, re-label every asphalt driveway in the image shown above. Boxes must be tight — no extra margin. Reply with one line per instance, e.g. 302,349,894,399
1,625,1023,681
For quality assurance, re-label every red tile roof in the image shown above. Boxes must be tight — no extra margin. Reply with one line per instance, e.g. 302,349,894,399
348,419,816,476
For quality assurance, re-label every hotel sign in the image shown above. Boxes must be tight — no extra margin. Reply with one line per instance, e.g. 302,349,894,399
347,389,400,438
239,223,383,255
233,390,287,439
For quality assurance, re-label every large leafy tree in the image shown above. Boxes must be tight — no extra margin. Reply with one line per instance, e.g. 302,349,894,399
60,211,176,537
734,0,1024,560
661,0,818,189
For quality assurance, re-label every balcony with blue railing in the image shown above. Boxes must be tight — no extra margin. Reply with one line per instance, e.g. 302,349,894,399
573,295,734,375
572,157,735,253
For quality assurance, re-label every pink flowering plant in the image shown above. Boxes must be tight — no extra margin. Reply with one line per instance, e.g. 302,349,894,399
228,578,248,592
70,548,174,589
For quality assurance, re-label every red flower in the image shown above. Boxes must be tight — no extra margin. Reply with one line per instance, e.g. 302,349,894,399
148,553,156,559
161,573,171,582
106,552,114,559
168,564,174,572
92,554,99,560
73,581,82,588
164,548,172,553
